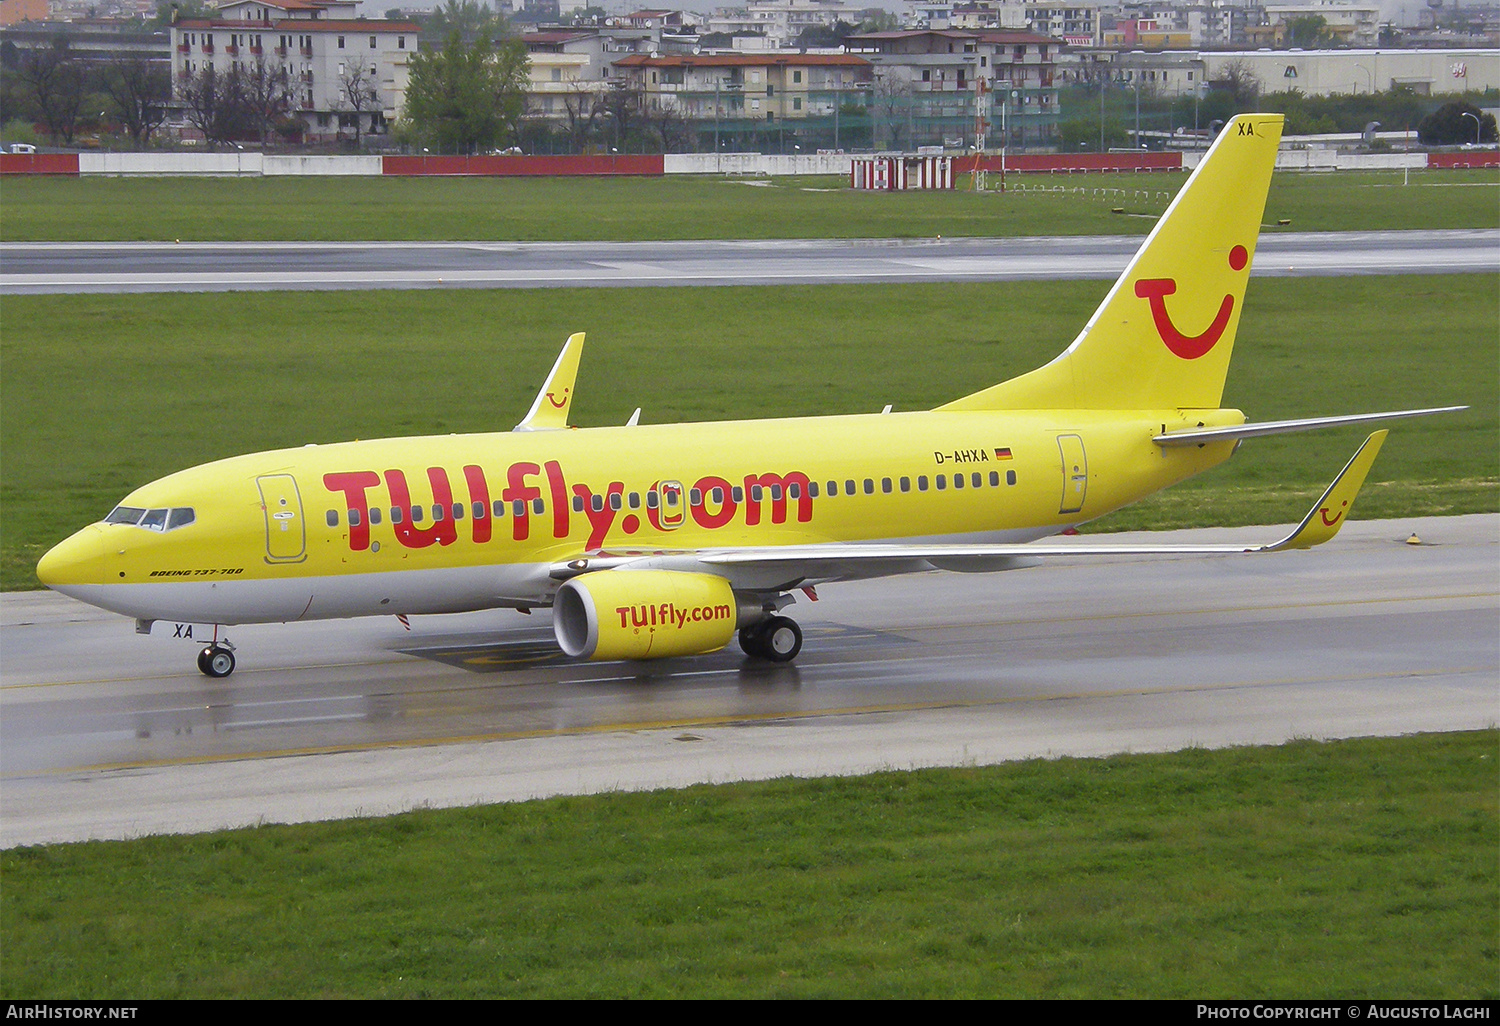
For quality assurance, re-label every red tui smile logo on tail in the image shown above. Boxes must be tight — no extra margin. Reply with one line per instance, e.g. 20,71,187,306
1135,245,1249,360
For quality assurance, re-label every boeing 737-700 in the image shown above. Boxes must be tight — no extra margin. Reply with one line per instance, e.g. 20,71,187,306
36,113,1463,677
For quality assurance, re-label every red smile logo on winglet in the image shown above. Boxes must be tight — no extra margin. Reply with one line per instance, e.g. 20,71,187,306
1135,246,1249,360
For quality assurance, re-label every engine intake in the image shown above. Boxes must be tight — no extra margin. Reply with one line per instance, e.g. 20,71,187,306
554,570,743,660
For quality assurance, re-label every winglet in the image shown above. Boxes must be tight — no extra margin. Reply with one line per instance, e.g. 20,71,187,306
515,333,585,432
1263,430,1387,551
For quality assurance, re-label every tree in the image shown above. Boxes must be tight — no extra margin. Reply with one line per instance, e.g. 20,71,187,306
335,52,383,146
1284,15,1337,48
1418,101,1497,145
180,65,245,150
10,38,86,145
561,82,601,152
238,56,294,147
401,29,528,154
99,55,171,147
597,81,640,151
419,0,506,47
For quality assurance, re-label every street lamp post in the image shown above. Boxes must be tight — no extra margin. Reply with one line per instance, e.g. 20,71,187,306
1461,111,1481,145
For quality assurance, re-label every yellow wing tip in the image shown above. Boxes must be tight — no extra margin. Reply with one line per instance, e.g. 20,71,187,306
1273,430,1388,551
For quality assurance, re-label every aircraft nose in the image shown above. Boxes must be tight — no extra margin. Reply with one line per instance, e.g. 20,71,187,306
37,527,106,589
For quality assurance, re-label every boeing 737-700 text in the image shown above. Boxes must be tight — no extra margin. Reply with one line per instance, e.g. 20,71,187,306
37,114,1464,677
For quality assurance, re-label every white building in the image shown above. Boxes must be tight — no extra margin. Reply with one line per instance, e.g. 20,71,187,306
170,0,419,143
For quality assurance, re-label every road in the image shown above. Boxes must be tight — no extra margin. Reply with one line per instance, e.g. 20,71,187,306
3,514,1494,848
1,230,1495,294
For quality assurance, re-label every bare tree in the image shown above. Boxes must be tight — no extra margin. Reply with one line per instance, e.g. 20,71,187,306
335,52,382,146
643,98,690,153
12,38,86,145
561,82,600,152
180,65,245,150
598,80,640,151
99,55,170,147
239,55,294,147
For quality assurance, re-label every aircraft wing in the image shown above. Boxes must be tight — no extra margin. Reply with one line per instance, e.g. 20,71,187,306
553,432,1388,591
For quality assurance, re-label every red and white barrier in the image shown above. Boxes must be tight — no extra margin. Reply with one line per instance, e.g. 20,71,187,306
851,156,953,191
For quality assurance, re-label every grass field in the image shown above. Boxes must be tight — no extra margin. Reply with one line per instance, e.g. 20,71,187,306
0,168,1495,241
2,731,1494,998
2,275,1494,590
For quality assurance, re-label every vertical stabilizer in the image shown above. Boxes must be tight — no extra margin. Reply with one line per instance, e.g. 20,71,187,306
940,113,1284,412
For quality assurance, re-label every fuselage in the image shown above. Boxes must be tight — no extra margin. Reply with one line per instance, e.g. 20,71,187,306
37,405,1243,625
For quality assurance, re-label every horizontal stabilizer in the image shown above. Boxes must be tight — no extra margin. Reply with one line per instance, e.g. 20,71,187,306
1155,406,1466,446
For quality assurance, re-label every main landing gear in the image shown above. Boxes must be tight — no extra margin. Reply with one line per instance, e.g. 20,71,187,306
738,615,802,663
196,644,236,678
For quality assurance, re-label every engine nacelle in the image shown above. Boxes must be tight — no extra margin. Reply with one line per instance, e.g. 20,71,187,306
554,570,742,660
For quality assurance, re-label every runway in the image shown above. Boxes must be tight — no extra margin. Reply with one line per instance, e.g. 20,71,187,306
3,513,1494,848
1,229,1495,294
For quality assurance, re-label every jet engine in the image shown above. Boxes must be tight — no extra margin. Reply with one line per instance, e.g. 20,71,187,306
554,570,751,660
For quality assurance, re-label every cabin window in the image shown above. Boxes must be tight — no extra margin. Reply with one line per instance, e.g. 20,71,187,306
591,494,604,512
954,474,964,489
808,482,819,498
368,507,382,525
826,481,838,497
513,500,527,517
411,506,424,522
326,510,339,527
900,477,910,492
610,493,622,511
845,479,856,495
989,471,1000,487
492,500,507,518
788,483,800,499
391,507,404,524
711,487,724,503
770,484,783,501
690,488,703,506
646,491,659,509
936,476,946,491
473,501,487,519
732,486,744,502
532,498,545,516
750,485,763,501
348,508,362,527
431,505,445,521
140,508,169,531
863,479,874,495
573,495,585,512
105,506,146,526
881,478,892,494
166,507,196,530
628,492,641,509
918,476,928,491
452,503,463,520
1006,470,1017,485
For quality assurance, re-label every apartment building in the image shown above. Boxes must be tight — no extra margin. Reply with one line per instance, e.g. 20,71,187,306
170,0,418,143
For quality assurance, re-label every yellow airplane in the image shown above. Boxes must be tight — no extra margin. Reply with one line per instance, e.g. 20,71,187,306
37,113,1463,678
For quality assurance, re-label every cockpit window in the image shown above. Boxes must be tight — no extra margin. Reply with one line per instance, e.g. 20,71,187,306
105,505,195,532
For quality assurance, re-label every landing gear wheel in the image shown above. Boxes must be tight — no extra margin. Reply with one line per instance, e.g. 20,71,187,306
759,616,802,663
199,645,236,678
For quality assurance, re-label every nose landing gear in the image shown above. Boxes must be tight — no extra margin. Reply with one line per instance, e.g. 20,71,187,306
196,643,236,678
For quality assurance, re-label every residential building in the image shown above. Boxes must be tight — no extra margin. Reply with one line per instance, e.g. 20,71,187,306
844,28,1062,147
170,0,419,143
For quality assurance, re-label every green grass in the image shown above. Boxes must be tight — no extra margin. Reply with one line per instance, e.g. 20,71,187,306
2,275,1494,590
2,731,1494,998
0,168,1494,241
